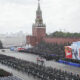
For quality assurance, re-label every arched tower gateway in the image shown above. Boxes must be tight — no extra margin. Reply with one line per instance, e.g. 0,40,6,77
26,0,46,46
32,0,46,43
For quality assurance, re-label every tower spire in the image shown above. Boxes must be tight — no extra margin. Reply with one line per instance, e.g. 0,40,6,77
38,0,40,4
32,0,46,27
38,0,40,11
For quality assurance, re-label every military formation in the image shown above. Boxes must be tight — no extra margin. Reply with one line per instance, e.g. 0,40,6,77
0,54,80,80
0,76,22,80
0,69,21,80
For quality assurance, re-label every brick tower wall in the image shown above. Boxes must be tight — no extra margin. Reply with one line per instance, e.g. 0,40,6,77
32,27,46,42
26,36,37,46
32,27,46,37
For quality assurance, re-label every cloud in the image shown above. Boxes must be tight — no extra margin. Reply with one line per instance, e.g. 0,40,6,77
0,0,80,34
0,1,36,34
42,0,80,33
0,0,36,5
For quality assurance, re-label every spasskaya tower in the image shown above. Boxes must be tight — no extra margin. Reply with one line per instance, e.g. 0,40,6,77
27,0,46,46
32,0,46,42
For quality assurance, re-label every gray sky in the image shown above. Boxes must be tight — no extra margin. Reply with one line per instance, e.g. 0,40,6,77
0,0,80,34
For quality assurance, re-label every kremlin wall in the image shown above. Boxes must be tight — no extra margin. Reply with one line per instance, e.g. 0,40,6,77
26,0,80,46
43,37,80,44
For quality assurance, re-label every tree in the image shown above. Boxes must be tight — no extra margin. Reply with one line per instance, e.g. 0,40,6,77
48,31,80,38
0,40,3,49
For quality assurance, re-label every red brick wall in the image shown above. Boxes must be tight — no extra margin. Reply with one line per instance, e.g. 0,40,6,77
32,27,46,37
32,27,46,43
27,36,80,46
26,36,37,46
32,27,37,36
27,25,80,46
43,37,80,44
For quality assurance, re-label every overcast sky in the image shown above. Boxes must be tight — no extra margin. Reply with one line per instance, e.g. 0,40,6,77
0,0,80,34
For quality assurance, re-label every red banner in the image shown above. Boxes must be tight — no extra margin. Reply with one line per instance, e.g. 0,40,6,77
65,46,72,59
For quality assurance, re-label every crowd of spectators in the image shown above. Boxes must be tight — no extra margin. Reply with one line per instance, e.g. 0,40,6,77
61,58,80,64
22,41,71,60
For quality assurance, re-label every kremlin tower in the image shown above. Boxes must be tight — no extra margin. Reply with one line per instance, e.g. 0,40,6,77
27,0,46,46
